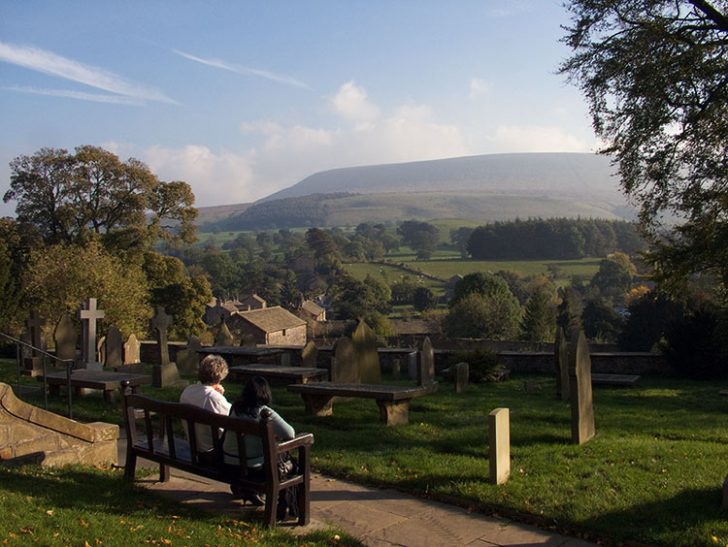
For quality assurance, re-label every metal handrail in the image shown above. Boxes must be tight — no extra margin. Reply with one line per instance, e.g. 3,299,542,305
0,331,75,418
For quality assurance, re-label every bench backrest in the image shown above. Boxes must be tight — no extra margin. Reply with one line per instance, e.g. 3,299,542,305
123,392,278,482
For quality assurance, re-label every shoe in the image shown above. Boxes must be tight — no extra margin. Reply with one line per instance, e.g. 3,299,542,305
230,484,265,506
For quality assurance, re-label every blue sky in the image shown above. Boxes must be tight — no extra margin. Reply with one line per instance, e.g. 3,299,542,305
0,0,598,217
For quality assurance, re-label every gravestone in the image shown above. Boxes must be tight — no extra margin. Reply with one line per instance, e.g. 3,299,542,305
150,306,182,387
406,351,418,380
54,312,78,362
104,326,123,368
96,336,106,367
301,340,318,368
176,335,202,375
454,362,469,393
352,320,380,384
330,336,357,384
417,337,435,386
240,332,256,347
554,326,570,401
23,310,44,376
123,334,141,365
78,298,105,370
216,320,235,346
488,407,510,484
569,329,596,445
391,358,401,380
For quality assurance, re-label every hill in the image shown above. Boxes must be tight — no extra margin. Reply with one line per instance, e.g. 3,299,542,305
199,152,632,231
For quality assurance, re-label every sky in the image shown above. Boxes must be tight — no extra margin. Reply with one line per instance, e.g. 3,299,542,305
0,0,599,218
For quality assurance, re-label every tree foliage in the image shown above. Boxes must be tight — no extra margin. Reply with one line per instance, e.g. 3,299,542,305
561,0,728,291
520,288,557,342
397,220,439,260
443,292,521,340
5,146,197,252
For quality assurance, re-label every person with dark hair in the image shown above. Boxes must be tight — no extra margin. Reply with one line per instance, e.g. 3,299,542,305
223,376,296,516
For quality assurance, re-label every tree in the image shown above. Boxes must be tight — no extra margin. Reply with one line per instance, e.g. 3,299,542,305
398,220,439,260
23,240,150,336
413,286,437,312
520,289,557,342
590,254,635,303
0,218,42,334
560,1,728,291
581,297,624,343
443,292,521,340
5,146,197,251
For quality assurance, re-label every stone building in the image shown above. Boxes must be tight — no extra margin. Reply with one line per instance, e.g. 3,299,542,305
299,300,326,322
227,306,307,346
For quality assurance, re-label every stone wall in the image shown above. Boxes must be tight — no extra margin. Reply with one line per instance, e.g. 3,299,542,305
495,351,668,375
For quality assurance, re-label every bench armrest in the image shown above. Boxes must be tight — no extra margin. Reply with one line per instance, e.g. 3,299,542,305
277,432,314,453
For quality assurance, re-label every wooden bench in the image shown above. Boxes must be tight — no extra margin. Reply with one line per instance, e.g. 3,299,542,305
591,373,641,387
287,382,438,426
41,369,151,402
229,364,328,385
121,384,314,526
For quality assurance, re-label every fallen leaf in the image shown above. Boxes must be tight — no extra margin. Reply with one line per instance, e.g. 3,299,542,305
46,510,54,516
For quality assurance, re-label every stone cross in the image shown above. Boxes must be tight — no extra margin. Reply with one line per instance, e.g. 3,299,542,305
569,329,596,445
79,298,105,370
150,306,173,366
489,407,510,484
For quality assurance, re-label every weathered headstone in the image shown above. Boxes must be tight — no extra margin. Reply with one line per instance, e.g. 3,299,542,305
150,306,182,387
417,337,435,386
123,334,141,365
96,336,106,367
216,320,235,346
330,336,357,384
391,358,401,380
78,298,105,370
176,335,202,375
104,326,123,368
406,351,418,380
488,407,510,484
454,362,469,393
554,326,570,401
54,312,78,362
352,320,380,384
569,329,596,445
23,310,44,376
301,340,318,368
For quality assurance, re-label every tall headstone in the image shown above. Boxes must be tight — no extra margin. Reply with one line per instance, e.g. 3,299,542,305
406,351,418,380
417,337,435,386
23,310,44,376
78,298,105,370
216,320,235,346
54,312,78,362
176,335,202,375
330,336,357,384
554,327,570,401
488,407,510,484
123,334,141,365
104,326,123,368
96,336,106,367
352,320,380,384
569,329,596,445
454,362,469,393
150,306,182,387
301,340,318,368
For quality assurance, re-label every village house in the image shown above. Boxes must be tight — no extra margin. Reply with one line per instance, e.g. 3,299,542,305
227,306,307,346
298,299,326,322
238,293,267,311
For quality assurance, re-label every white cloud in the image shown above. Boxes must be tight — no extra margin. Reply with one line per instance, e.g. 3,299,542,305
173,49,311,90
3,85,144,105
142,145,256,206
488,125,591,153
469,78,491,99
331,81,381,123
0,41,176,105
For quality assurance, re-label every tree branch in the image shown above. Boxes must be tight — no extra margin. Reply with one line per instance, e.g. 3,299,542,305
689,0,728,32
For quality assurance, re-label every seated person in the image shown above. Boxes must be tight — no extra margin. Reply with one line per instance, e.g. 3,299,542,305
179,354,231,457
223,376,296,511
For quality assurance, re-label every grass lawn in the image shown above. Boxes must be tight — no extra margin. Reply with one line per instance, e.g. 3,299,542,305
3,358,728,546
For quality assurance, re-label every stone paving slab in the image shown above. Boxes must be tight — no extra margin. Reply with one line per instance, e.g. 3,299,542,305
118,438,599,546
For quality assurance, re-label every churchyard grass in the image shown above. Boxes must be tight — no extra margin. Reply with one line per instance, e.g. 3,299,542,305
3,358,728,545
0,465,360,546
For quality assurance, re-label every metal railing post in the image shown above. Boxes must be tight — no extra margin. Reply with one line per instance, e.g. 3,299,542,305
0,331,75,417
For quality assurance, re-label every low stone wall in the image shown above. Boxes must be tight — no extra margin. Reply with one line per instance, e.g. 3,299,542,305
495,351,668,375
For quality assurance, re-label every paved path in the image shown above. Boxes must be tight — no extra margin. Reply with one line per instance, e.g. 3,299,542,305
118,439,597,547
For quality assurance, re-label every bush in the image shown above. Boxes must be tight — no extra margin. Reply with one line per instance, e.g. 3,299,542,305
447,349,508,383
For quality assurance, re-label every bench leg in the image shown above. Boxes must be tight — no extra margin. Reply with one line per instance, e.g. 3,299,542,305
159,463,170,482
300,394,334,416
124,451,137,481
377,399,411,426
